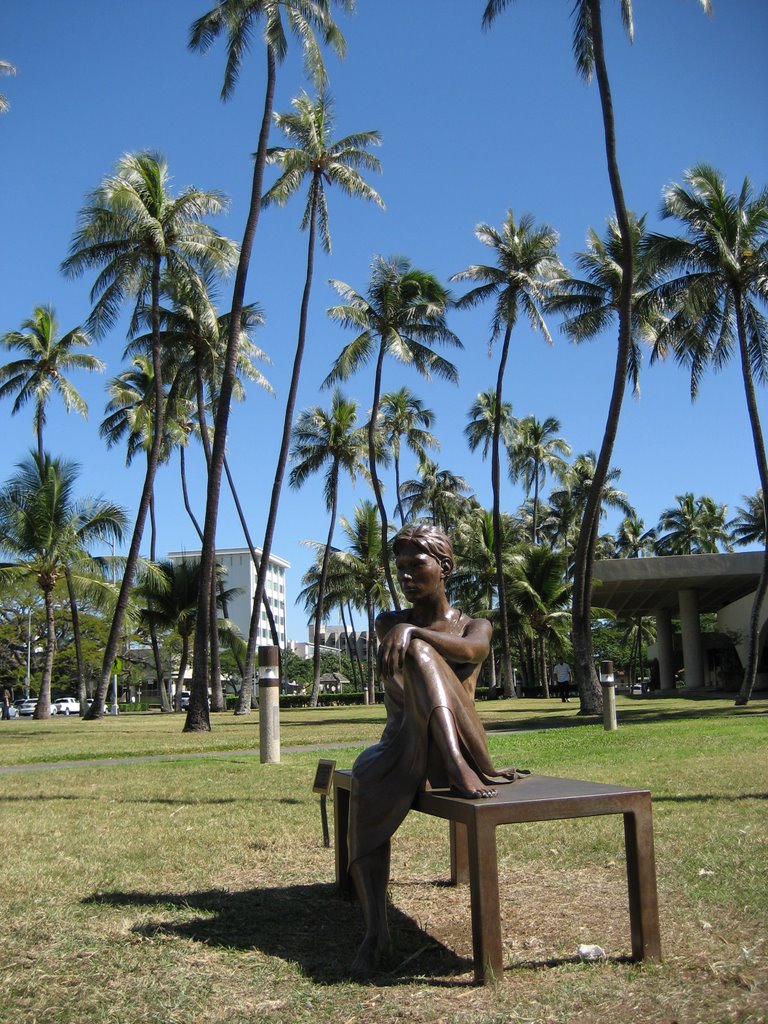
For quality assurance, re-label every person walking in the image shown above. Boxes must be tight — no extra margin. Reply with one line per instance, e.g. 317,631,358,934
1,689,11,720
552,659,572,703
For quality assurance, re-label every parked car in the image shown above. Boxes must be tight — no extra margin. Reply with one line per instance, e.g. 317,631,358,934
17,699,37,716
17,699,57,716
179,690,191,709
54,697,80,715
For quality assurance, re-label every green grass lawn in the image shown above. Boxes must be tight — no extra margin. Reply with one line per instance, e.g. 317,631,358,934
1,695,766,1023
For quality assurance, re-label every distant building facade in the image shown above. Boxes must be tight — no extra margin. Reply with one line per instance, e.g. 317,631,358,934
168,546,291,651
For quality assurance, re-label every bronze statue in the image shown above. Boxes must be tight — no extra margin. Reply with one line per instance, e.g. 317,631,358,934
347,524,528,975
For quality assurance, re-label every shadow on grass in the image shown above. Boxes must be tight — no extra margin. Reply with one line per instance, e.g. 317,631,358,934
483,701,766,733
83,882,473,985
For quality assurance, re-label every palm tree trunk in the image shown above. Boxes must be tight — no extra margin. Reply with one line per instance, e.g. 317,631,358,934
369,347,400,608
493,324,516,696
339,602,361,691
147,488,170,712
33,585,56,719
237,182,320,715
223,453,279,700
86,254,165,721
174,634,191,712
345,601,365,694
189,45,276,732
365,596,376,705
310,461,340,708
64,566,87,713
734,297,768,704
394,450,406,526
571,0,633,716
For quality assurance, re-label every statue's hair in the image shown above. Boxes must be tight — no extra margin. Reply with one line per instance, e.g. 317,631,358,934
392,524,454,578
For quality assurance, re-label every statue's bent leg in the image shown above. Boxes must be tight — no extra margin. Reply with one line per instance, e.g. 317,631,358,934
405,641,498,799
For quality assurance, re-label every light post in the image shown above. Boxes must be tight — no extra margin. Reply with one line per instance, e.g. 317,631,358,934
258,645,281,763
600,660,618,732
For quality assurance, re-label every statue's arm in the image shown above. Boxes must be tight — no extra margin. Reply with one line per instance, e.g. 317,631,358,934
377,615,491,679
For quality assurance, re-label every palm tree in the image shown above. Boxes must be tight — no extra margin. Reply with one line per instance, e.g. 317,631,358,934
655,493,731,555
322,501,390,704
0,305,104,464
0,60,15,113
187,1,351,726
378,387,438,525
508,415,571,543
482,0,711,715
506,544,571,696
729,491,765,548
451,210,564,695
614,512,656,558
232,91,383,716
289,388,368,705
451,505,521,692
546,212,661,397
324,255,461,605
399,456,474,533
465,389,514,461
0,453,126,718
549,451,634,574
646,165,768,703
62,151,237,721
136,558,238,711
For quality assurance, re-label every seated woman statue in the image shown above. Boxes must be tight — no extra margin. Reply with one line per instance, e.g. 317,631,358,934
348,524,528,975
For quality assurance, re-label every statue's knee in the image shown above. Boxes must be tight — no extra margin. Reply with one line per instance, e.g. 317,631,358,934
405,638,437,668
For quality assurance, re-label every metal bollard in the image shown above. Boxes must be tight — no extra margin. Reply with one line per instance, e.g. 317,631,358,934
258,645,281,763
600,659,618,731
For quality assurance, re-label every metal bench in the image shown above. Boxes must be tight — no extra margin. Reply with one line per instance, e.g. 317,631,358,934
333,769,661,984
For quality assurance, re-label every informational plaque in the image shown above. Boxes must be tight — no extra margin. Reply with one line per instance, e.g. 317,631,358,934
312,758,336,796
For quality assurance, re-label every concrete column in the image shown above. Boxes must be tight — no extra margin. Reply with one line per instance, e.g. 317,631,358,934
678,589,705,690
654,607,676,690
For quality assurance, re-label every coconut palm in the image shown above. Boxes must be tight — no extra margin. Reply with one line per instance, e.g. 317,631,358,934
0,60,15,113
378,387,438,525
325,255,461,606
136,558,238,712
545,213,661,397
645,164,768,702
549,451,633,575
465,389,514,461
655,493,731,555
451,210,564,695
506,544,571,696
508,415,571,543
728,491,765,548
300,500,390,703
614,512,656,558
0,453,126,718
289,388,368,705
451,505,521,693
61,151,237,721
232,91,383,716
482,0,711,714
188,2,352,726
0,305,104,464
399,456,474,534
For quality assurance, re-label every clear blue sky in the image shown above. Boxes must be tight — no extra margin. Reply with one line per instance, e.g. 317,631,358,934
2,1,766,641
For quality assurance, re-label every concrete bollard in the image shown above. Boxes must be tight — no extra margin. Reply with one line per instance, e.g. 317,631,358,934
600,659,618,732
258,645,281,763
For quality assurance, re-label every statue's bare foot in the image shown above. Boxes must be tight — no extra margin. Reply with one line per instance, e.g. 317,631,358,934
349,931,389,979
448,763,497,799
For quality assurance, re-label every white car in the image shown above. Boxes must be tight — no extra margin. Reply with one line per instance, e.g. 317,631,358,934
54,697,80,715
17,699,57,716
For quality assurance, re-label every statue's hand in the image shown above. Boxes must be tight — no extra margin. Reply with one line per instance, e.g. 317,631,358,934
378,622,416,678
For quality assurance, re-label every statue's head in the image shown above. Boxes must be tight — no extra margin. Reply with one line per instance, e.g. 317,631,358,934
392,524,454,580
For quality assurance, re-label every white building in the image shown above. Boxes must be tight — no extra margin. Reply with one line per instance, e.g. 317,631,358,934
168,546,291,650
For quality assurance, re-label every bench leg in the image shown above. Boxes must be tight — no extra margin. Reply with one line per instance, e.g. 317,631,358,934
623,800,662,962
467,820,504,984
333,779,352,897
449,821,469,885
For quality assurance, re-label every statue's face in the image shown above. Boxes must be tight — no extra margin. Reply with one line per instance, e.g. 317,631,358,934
395,541,446,601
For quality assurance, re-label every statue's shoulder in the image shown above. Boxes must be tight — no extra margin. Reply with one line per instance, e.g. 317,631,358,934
375,607,409,638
